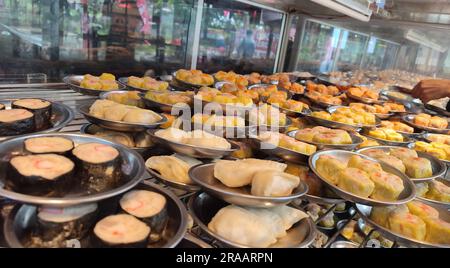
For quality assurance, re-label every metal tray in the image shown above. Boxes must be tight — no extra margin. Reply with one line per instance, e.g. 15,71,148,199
3,181,188,248
359,129,414,147
304,109,381,132
0,100,74,141
402,114,450,134
303,92,343,109
80,123,152,155
99,90,145,108
356,145,446,183
172,71,214,89
309,150,416,206
415,178,450,208
147,129,238,159
63,75,126,96
355,203,450,248
139,92,193,114
380,90,420,106
0,133,145,206
192,122,257,139
79,104,167,132
188,192,316,248
270,104,310,118
249,138,311,165
256,116,293,134
425,103,450,117
147,166,201,192
117,77,171,92
286,129,363,151
346,91,385,105
188,163,308,207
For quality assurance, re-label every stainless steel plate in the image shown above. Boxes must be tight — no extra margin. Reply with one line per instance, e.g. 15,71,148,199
0,100,74,141
256,116,293,134
425,103,450,117
407,143,450,167
63,75,126,96
286,129,363,151
415,178,450,208
79,104,167,132
346,91,385,105
188,192,316,248
250,138,311,165
359,129,414,147
380,90,419,106
309,150,416,206
188,163,308,207
99,90,145,108
117,77,171,92
356,145,446,183
422,132,450,144
172,71,214,89
147,129,238,159
147,167,201,192
3,181,188,248
80,123,152,155
303,92,342,109
0,133,145,206
139,92,193,114
355,203,450,248
402,114,450,134
192,122,257,138
270,104,310,118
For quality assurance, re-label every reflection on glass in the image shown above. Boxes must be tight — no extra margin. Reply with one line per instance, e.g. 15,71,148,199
296,20,340,74
197,0,283,74
336,31,368,72
362,37,398,70
0,0,194,81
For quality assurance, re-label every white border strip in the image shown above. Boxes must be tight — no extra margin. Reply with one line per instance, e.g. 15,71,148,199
190,0,204,69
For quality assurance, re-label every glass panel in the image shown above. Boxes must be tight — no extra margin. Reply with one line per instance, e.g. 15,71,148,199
335,30,368,72
296,20,341,74
361,37,398,70
0,0,195,82
196,0,283,74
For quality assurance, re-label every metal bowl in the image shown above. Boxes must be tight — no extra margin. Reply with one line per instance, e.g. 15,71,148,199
3,181,188,248
188,163,308,207
346,91,385,105
249,138,311,165
79,104,167,132
354,203,450,248
80,123,152,155
188,192,316,248
117,77,171,92
286,129,363,151
0,100,74,141
147,129,238,159
172,71,214,89
309,150,416,206
330,240,359,248
63,75,126,96
139,92,193,114
402,114,450,134
415,178,450,208
0,133,145,206
99,90,145,108
359,129,414,147
147,166,201,192
356,145,446,183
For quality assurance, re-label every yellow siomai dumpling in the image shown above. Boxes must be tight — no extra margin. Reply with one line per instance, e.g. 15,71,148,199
423,217,450,244
402,157,433,178
406,201,439,219
347,155,382,175
336,168,374,198
374,155,406,173
389,148,418,162
388,212,427,241
369,171,404,201
426,180,450,202
315,155,346,184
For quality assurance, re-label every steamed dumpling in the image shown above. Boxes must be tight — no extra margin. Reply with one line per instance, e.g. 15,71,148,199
270,206,309,230
251,170,300,197
155,127,188,143
89,99,116,118
123,109,161,124
185,130,231,149
145,155,200,184
103,104,131,121
213,159,287,187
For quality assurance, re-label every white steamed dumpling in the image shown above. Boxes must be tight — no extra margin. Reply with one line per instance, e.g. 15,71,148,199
251,170,300,197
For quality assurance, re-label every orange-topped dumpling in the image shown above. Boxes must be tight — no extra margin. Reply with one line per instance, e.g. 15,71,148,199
369,171,404,201
337,168,375,198
406,201,439,219
388,212,427,240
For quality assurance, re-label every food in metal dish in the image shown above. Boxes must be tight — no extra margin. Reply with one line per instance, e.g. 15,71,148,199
354,133,380,148
86,125,153,148
245,72,262,84
281,82,304,94
213,158,286,188
106,91,143,107
380,120,414,133
230,140,253,159
175,69,214,86
426,133,450,145
119,190,168,242
127,76,169,91
93,214,150,247
154,127,231,149
145,154,201,184
24,136,74,155
0,109,34,135
258,131,316,155
384,102,406,112
360,147,432,179
272,99,309,113
195,89,253,107
12,98,51,130
144,91,194,105
306,81,339,95
348,86,379,100
414,141,450,161
306,91,343,105
89,99,161,124
7,154,75,195
250,169,300,197
260,72,291,84
207,204,308,247
191,113,245,127
414,113,448,129
80,73,119,91
311,106,376,126
367,128,404,142
249,104,287,127
370,201,450,245
27,203,98,248
288,163,337,199
214,71,248,87
416,180,450,202
315,155,405,201
295,126,352,144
